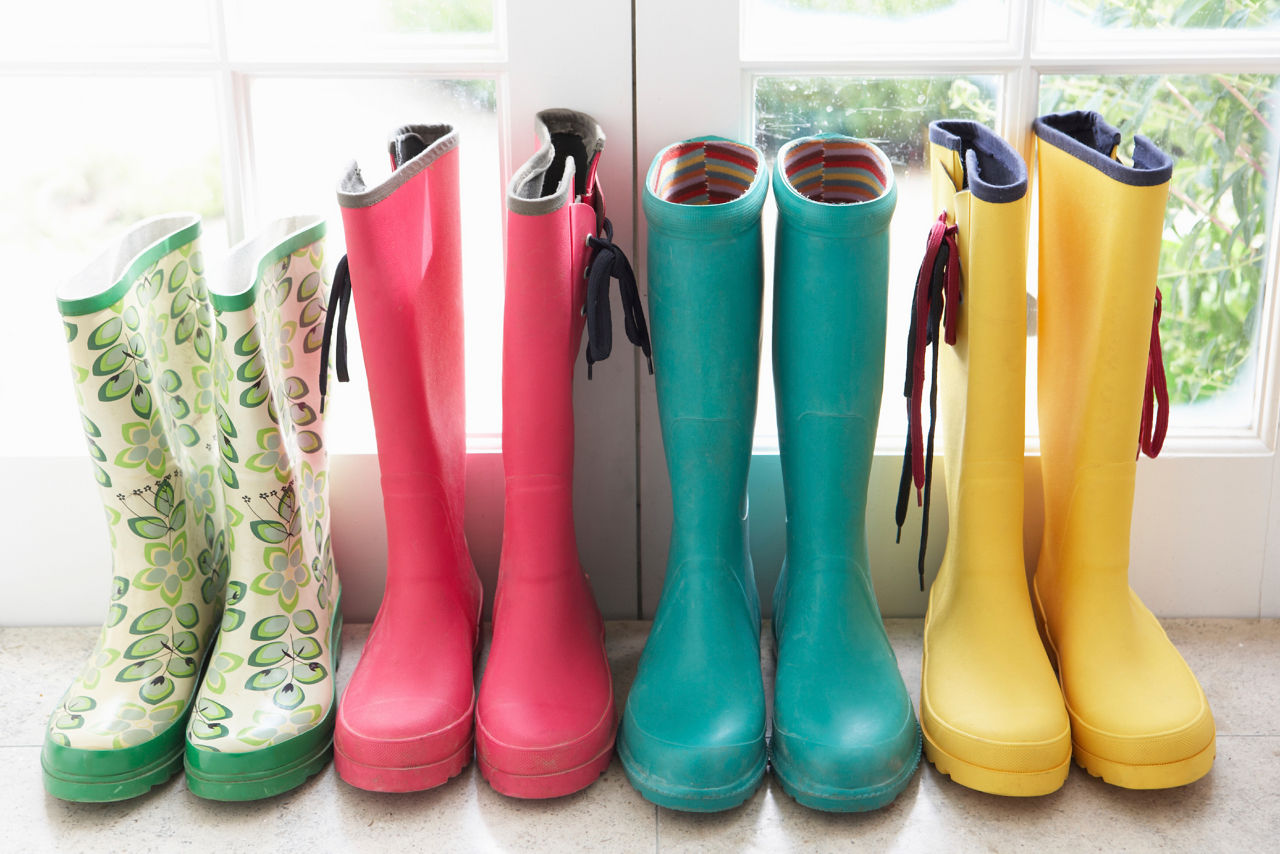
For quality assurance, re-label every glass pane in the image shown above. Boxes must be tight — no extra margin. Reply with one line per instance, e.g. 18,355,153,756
1043,0,1280,32
224,0,496,58
743,0,1010,56
1040,73,1279,429
247,76,502,445
0,1,212,59
753,75,1002,444
0,76,225,457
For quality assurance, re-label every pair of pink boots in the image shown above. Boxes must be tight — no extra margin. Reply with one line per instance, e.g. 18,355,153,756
322,110,646,798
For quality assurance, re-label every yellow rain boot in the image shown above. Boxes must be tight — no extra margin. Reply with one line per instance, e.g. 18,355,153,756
897,121,1070,796
1032,110,1214,789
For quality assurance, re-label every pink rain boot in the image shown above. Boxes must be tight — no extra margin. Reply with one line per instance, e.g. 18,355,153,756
476,108,651,798
326,124,483,791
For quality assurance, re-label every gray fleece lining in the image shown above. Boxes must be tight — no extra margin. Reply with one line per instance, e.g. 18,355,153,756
58,213,201,300
210,215,325,298
507,108,605,216
337,124,458,209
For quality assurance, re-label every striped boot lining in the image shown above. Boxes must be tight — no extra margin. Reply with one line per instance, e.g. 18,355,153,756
782,139,890,204
653,140,760,205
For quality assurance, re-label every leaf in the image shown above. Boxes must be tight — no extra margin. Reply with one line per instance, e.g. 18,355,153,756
296,430,322,453
215,402,236,439
172,630,199,655
297,272,321,301
128,333,146,358
54,713,84,730
175,312,196,344
116,659,163,682
190,720,228,740
148,701,185,723
169,260,189,291
88,317,123,350
288,402,317,427
131,384,153,420
251,614,291,640
130,606,172,634
219,460,239,489
292,662,326,684
282,376,308,400
245,668,288,691
169,500,187,531
221,608,245,632
234,326,261,357
251,520,289,544
66,695,96,713
123,305,140,330
273,683,304,710
99,369,135,402
167,655,198,678
140,675,175,704
175,602,199,628
236,725,277,746
226,580,246,606
277,486,296,519
291,609,318,634
237,352,266,383
219,432,238,463
240,381,269,409
124,634,165,659
198,699,232,721
303,323,325,353
194,326,212,362
292,636,322,660
154,479,175,516
128,516,169,539
176,424,199,447
159,369,182,394
111,576,130,600
300,298,323,326
135,358,153,383
92,343,129,376
106,603,126,627
249,641,288,667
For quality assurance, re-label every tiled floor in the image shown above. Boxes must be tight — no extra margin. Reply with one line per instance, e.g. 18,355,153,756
1,619,1277,853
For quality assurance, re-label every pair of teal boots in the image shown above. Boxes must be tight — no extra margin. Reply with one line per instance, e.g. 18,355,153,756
618,136,919,812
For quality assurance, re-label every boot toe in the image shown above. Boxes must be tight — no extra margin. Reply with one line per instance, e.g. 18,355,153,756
336,694,473,768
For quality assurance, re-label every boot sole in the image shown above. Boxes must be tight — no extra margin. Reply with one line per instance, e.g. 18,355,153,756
335,736,473,793
921,720,1069,797
771,726,921,812
42,742,184,803
617,736,766,812
477,737,614,799
184,609,343,801
1031,582,1215,790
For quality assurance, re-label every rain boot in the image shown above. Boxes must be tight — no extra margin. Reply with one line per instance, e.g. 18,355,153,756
1032,110,1214,789
44,214,227,802
330,124,483,792
476,108,650,799
770,135,920,811
619,136,769,812
897,121,1071,797
184,215,341,800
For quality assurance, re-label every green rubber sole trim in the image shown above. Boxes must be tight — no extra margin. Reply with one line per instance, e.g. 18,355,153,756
184,606,343,801
770,726,922,813
209,219,327,312
617,734,767,813
42,741,184,803
58,216,202,316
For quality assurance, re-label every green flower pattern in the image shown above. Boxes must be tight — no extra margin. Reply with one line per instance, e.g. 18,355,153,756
189,233,338,753
49,234,227,751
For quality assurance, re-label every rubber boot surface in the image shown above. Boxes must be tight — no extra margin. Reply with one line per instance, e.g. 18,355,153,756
1033,111,1214,789
619,137,769,812
770,136,920,812
333,125,482,793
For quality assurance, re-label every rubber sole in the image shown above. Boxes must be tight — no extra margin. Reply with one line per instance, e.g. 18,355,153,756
922,721,1069,797
478,737,614,799
42,742,184,803
617,736,766,812
335,735,473,793
771,726,922,812
184,608,343,801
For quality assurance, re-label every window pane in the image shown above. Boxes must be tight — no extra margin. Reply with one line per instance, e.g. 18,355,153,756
1040,73,1279,429
753,75,1002,445
743,0,1010,56
0,1,212,59
224,0,497,59
0,76,225,457
1043,0,1280,31
246,76,502,446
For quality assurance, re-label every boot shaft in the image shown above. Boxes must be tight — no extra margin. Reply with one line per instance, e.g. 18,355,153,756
643,137,768,553
771,135,895,562
337,125,467,508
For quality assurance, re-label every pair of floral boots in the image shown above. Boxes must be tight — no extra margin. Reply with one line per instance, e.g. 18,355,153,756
43,215,340,802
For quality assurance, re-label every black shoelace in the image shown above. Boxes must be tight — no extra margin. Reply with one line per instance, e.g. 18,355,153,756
895,213,959,591
318,254,351,413
584,217,653,379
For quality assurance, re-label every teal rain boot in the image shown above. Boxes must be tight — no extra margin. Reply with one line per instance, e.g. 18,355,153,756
619,138,769,812
770,136,920,811
44,215,228,802
184,216,342,800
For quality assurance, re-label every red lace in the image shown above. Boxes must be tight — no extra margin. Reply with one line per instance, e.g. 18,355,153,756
1139,287,1169,458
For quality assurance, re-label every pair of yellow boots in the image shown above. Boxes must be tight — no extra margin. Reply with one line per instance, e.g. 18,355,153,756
903,112,1214,797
